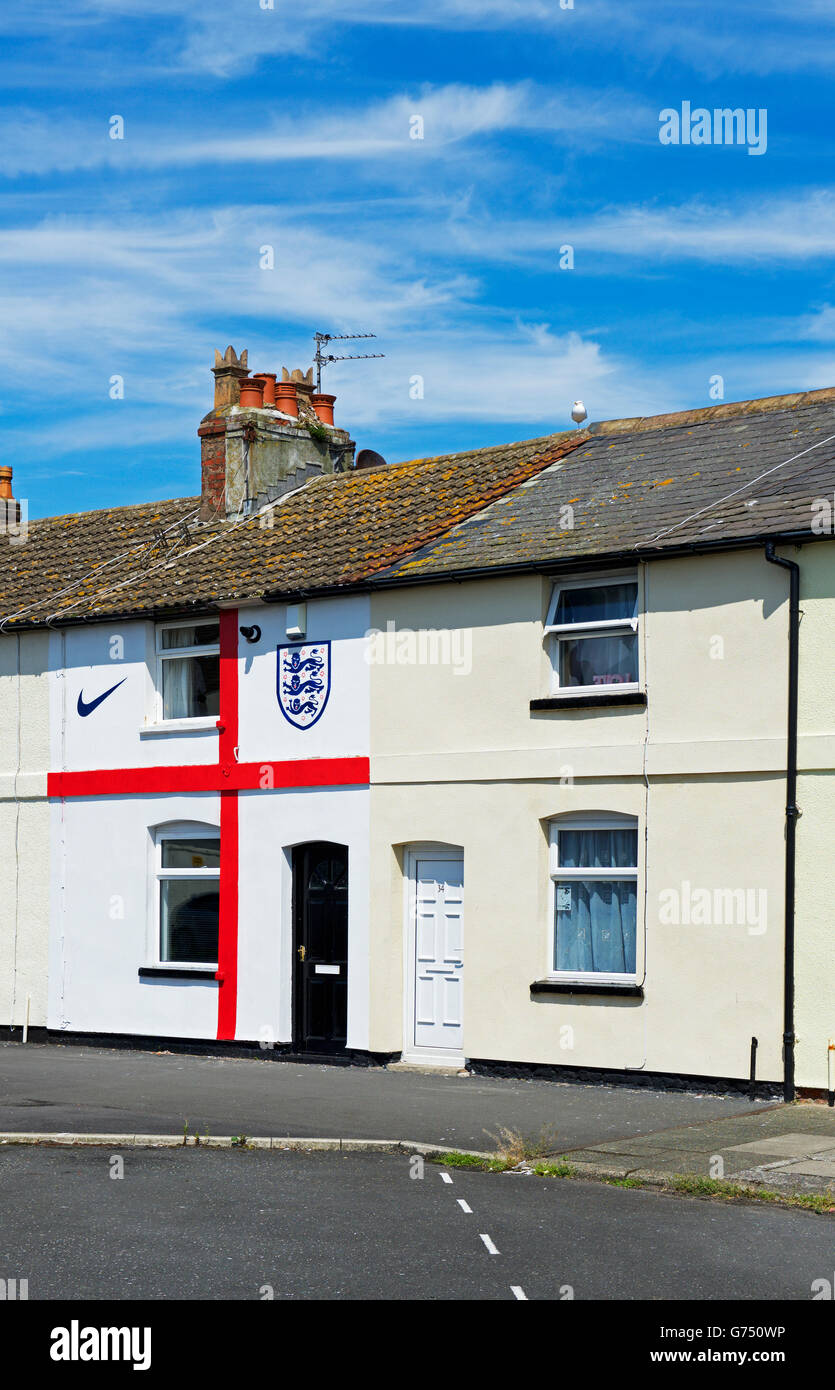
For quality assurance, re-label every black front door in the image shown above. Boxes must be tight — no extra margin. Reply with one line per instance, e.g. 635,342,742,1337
293,842,349,1053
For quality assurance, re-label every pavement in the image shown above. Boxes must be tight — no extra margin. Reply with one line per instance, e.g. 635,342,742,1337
3,1040,835,1201
566,1102,835,1197
0,1039,766,1150
1,1145,831,1301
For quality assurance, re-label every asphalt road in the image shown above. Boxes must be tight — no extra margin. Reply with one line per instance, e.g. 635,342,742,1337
0,1146,828,1301
0,1042,768,1151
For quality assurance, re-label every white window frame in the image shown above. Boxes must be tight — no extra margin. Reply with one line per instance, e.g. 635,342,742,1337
547,814,640,985
544,570,640,696
152,617,220,729
153,824,220,970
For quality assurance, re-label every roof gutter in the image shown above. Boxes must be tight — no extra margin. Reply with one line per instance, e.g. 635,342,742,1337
764,540,800,1105
259,527,828,605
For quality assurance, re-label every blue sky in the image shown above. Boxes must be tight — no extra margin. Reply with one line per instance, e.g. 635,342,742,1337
2,0,835,517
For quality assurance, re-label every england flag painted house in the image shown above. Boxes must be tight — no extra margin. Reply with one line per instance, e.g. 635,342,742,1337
0,347,570,1056
47,594,371,1051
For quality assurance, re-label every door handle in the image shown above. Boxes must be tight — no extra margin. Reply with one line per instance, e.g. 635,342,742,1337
297,945,306,962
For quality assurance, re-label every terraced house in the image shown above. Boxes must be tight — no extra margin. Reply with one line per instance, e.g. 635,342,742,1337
1,354,833,1097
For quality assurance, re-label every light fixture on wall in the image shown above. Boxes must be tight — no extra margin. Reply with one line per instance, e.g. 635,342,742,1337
240,624,261,644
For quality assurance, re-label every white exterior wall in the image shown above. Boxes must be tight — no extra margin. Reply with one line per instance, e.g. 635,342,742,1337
49,791,222,1039
0,630,50,1028
236,786,370,1049
47,594,371,1044
49,783,370,1046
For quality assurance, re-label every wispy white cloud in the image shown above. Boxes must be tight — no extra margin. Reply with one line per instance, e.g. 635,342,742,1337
126,0,835,81
2,0,832,82
0,204,481,391
0,82,652,178
0,200,639,458
3,191,832,473
794,304,835,340
443,190,835,268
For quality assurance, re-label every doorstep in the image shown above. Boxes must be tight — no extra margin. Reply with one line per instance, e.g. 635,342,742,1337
387,1060,470,1077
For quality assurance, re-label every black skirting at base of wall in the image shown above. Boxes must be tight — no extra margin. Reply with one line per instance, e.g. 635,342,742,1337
1,1028,795,1099
1,1026,49,1045
25,1029,396,1069
467,1055,784,1100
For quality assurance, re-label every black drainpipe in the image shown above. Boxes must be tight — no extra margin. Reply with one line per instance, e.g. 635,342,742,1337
764,541,799,1103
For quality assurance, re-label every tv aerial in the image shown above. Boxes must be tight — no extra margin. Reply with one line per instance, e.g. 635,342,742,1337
313,332,385,391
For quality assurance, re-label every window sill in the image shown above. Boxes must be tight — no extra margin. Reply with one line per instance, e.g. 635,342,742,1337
138,966,219,981
530,979,643,998
531,691,646,711
140,719,219,737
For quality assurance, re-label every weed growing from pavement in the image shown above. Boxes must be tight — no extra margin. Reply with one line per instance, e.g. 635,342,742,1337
430,1154,835,1214
436,1152,507,1172
668,1175,835,1213
486,1125,562,1166
431,1151,576,1176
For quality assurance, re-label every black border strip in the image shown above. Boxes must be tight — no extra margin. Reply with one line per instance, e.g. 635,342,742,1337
530,979,644,997
530,692,646,711
138,966,217,981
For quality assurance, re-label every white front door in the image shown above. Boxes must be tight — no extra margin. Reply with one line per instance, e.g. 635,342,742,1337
412,856,464,1055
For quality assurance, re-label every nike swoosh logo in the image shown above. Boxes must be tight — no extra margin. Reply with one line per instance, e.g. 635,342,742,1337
77,678,127,718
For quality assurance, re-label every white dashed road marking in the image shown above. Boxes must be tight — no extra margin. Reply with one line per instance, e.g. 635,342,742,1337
435,1165,523,1289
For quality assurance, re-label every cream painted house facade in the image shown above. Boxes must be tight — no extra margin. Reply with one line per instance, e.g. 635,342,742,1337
368,543,835,1089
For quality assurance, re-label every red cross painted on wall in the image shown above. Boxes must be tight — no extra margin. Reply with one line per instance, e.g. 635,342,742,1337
47,610,370,1040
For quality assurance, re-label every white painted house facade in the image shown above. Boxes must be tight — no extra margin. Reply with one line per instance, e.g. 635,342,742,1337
46,596,371,1051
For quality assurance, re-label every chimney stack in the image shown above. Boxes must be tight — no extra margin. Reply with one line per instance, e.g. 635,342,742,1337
199,347,355,520
0,467,22,530
283,367,314,393
0,465,20,528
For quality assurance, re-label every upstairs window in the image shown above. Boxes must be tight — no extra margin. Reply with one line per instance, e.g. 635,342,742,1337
545,575,639,694
156,831,220,965
156,621,220,721
549,817,639,980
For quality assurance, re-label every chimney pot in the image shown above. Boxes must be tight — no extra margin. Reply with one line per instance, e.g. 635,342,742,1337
238,378,265,409
275,381,299,418
311,393,336,426
254,372,277,407
211,345,250,410
0,465,13,501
